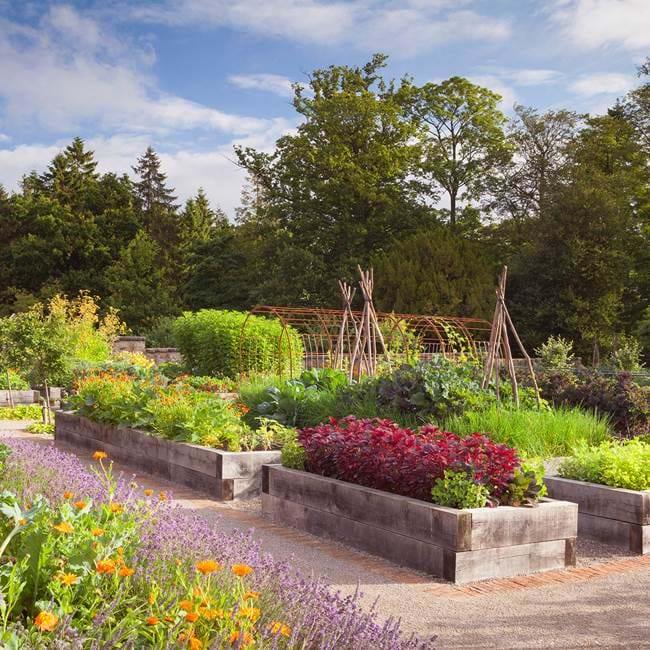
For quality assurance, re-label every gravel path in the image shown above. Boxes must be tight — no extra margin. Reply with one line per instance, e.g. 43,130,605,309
1,423,649,649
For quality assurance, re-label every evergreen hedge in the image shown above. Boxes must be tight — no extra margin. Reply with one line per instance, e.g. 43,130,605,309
172,310,303,379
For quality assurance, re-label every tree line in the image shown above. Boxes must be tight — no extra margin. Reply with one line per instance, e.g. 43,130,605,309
0,53,648,359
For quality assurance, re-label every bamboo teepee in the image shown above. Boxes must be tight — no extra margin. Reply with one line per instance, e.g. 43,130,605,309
481,266,541,408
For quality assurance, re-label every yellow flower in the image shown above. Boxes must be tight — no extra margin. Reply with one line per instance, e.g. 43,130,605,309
53,522,74,534
231,563,253,577
268,621,292,637
63,491,74,499
148,592,156,605
146,616,159,625
95,559,116,574
119,566,135,577
34,611,58,632
109,502,124,514
93,451,108,460
195,559,221,574
202,608,224,620
144,489,153,497
237,606,260,622
242,591,260,601
91,527,105,537
73,501,86,510
58,573,79,586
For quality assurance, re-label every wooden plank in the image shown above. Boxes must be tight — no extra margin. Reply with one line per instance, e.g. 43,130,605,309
265,465,469,550
545,476,649,525
453,539,567,584
220,450,281,480
630,524,649,555
0,390,40,405
167,443,219,477
578,512,648,554
262,493,446,576
468,499,578,550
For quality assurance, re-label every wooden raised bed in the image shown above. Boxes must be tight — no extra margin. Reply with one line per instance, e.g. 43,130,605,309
0,390,40,406
545,476,649,554
55,412,280,500
262,465,578,584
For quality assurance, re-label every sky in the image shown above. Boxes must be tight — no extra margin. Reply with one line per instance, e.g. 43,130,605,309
0,0,649,218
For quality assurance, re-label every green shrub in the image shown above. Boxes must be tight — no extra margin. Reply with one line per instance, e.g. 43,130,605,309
25,422,55,434
172,310,303,379
502,459,547,506
430,470,490,509
444,405,611,458
0,369,30,390
558,439,649,490
0,405,42,420
535,335,575,371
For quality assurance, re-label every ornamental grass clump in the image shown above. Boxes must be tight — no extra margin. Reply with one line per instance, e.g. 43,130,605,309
0,440,436,649
297,416,528,504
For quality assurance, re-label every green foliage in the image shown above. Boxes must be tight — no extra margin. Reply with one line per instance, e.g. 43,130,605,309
377,358,494,421
280,436,307,471
172,310,303,379
373,228,495,317
430,470,490,509
25,422,55,435
139,315,178,348
444,405,611,458
0,406,42,421
607,334,645,371
535,335,575,371
502,459,547,507
559,438,649,491
0,370,29,391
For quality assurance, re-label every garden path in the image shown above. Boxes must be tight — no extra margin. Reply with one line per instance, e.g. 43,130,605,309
2,422,649,649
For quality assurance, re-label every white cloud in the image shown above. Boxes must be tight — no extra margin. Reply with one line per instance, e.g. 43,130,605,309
507,69,563,86
549,0,650,51
229,73,294,97
131,0,510,57
0,133,10,143
569,72,632,96
0,9,285,137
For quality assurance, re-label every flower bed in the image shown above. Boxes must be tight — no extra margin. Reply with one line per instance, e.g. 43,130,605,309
55,412,279,500
545,439,650,554
0,439,435,648
265,417,578,583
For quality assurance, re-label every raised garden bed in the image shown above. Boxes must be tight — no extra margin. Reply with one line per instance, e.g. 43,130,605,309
545,476,649,554
55,412,280,500
262,465,578,584
0,390,40,406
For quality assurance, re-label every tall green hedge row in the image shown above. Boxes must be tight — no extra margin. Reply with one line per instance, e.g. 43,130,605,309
172,310,303,379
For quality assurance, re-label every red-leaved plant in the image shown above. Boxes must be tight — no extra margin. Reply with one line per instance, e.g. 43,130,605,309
298,416,520,502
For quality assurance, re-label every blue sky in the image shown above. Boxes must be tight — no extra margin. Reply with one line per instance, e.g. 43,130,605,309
0,0,648,217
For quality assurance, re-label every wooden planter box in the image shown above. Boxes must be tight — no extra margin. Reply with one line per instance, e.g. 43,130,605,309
262,465,578,584
545,476,649,554
0,390,40,406
55,412,280,500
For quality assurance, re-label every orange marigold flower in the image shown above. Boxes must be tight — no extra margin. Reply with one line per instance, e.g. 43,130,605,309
92,451,108,460
268,621,292,637
158,491,168,501
202,608,224,620
18,519,26,526
237,606,260,622
242,591,260,601
229,631,253,647
146,616,159,625
185,612,199,622
58,572,79,586
178,600,193,612
34,611,59,632
188,638,202,650
231,563,253,577
73,501,86,510
195,559,221,574
164,615,175,622
119,566,135,577
95,559,116,574
63,491,74,499
144,489,153,497
53,522,74,534
109,503,124,514
91,527,105,537
148,592,156,605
